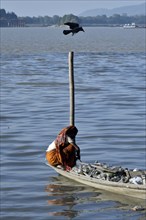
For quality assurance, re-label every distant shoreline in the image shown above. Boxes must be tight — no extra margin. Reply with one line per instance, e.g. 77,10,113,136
1,24,146,28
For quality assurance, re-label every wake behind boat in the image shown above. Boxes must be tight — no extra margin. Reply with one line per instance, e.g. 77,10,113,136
46,161,146,200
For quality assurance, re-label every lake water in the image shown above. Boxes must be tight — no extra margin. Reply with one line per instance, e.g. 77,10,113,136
1,27,146,220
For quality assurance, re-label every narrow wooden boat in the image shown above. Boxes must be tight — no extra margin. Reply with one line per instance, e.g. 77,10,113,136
46,162,146,200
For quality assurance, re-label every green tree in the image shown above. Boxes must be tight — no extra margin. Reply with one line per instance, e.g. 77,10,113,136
52,15,60,25
44,15,53,25
0,9,7,18
6,12,17,20
61,14,79,24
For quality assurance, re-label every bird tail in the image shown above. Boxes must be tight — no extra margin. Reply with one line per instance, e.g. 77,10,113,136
63,30,72,35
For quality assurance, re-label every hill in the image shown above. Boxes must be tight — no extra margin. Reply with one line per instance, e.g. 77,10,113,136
79,3,146,17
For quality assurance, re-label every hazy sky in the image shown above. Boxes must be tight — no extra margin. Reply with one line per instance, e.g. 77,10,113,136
1,0,145,17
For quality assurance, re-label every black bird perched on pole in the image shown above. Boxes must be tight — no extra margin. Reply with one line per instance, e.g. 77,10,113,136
63,22,85,36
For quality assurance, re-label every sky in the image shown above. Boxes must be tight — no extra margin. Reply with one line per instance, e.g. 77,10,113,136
1,0,145,17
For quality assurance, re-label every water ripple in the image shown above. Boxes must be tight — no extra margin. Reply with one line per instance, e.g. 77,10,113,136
1,28,145,220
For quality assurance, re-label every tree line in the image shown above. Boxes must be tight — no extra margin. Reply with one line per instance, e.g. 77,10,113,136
18,13,146,26
0,9,24,27
0,9,145,27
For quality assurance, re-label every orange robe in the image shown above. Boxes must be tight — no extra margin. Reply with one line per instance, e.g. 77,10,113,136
46,126,80,168
46,143,76,168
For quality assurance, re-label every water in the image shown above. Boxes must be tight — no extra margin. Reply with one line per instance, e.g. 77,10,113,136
1,27,146,220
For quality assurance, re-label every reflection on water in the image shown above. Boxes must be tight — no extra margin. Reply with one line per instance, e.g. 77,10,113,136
45,176,146,220
45,184,78,219
45,183,101,219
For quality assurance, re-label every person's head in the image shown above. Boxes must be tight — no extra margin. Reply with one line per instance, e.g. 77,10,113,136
66,126,78,139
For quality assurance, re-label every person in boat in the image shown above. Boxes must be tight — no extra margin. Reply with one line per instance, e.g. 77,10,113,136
46,125,80,170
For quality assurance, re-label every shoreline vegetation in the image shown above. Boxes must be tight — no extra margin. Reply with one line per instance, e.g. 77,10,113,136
0,9,146,28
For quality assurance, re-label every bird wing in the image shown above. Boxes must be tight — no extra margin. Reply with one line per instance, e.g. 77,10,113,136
64,22,79,29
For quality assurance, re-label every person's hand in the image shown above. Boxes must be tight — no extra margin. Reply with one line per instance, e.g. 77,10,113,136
76,149,80,160
65,165,72,171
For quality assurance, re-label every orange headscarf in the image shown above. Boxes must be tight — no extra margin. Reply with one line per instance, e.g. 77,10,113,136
55,126,78,148
55,126,78,165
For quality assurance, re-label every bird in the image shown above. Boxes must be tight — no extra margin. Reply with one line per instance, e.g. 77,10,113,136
63,22,85,36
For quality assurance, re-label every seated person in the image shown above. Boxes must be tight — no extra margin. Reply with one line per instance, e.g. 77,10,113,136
46,125,80,170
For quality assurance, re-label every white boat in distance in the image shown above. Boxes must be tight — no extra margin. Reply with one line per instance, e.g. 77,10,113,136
123,23,137,28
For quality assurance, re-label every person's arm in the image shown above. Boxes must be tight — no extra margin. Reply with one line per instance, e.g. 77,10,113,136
71,142,81,160
67,136,81,160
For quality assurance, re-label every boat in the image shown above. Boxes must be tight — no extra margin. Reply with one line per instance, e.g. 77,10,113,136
123,23,137,29
46,162,146,200
46,52,146,200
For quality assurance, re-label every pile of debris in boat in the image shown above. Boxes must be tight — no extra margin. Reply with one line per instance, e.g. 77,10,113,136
72,161,146,185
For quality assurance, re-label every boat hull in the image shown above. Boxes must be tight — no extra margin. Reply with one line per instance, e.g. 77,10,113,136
47,163,146,200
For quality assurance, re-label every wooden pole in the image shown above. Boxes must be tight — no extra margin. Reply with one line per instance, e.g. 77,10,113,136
68,51,75,126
